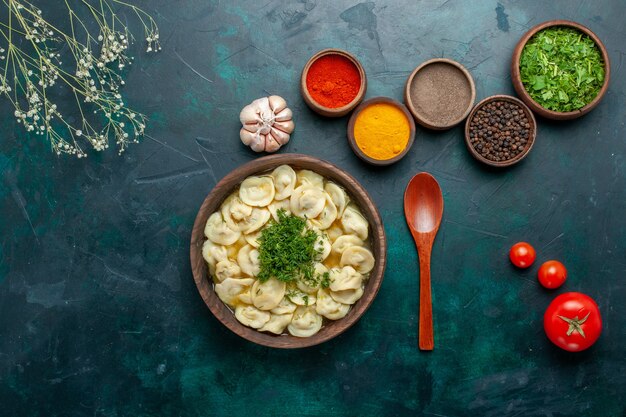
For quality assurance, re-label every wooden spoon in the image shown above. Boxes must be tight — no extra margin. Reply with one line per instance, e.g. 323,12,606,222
404,172,444,350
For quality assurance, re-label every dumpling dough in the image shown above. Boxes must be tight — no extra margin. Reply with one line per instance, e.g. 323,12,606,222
221,194,253,231
287,289,316,306
329,266,362,292
290,185,326,218
215,278,255,307
270,298,297,315
237,244,261,277
341,205,369,240
268,198,291,221
325,182,349,217
326,225,343,243
296,169,324,189
341,246,375,274
214,259,241,282
239,176,275,207
331,235,364,255
308,194,338,230
202,240,228,275
251,278,286,310
244,229,262,248
297,263,327,294
316,288,350,320
271,165,296,200
237,207,271,234
314,233,331,261
235,304,271,329
205,212,241,245
259,313,293,334
330,287,364,305
288,306,323,337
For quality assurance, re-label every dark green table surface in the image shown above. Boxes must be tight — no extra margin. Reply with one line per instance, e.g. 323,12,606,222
1,1,625,416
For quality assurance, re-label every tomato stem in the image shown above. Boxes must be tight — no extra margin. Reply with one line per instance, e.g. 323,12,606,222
558,312,590,338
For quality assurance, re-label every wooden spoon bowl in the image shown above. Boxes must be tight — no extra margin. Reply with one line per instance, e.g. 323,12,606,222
190,154,387,348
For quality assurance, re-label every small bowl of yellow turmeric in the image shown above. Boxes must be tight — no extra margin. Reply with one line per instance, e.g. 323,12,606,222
347,97,416,166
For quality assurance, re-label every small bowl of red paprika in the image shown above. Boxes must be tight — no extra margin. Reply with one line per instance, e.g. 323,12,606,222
301,48,367,117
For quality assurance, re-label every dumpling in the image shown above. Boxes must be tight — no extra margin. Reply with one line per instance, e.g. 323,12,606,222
296,169,324,189
259,313,293,334
251,278,286,310
244,229,262,248
239,176,275,207
202,240,228,275
330,287,364,305
268,198,291,221
340,246,375,274
314,233,331,262
326,225,344,243
204,212,241,245
270,298,297,315
340,205,369,240
221,194,253,231
325,182,349,217
235,304,271,329
290,185,326,218
329,266,362,292
271,165,297,200
288,306,323,337
308,194,338,230
237,244,261,277
214,259,241,282
214,278,255,307
316,288,350,320
297,263,327,294
238,288,252,304
287,288,316,306
331,235,364,255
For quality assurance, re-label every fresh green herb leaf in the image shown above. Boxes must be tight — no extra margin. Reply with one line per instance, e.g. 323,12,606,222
519,26,605,112
320,271,331,289
257,209,319,283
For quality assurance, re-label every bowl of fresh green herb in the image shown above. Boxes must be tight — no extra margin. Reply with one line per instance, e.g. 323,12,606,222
511,20,610,120
190,154,387,348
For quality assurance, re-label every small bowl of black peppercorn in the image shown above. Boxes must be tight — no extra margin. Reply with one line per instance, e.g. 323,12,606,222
464,95,537,168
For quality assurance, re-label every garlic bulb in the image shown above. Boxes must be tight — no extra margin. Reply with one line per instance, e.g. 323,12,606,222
240,95,295,153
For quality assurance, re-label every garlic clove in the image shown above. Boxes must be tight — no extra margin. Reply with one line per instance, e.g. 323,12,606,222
248,134,265,152
274,107,293,122
265,134,281,152
273,120,295,134
240,128,256,146
268,95,287,113
270,127,290,145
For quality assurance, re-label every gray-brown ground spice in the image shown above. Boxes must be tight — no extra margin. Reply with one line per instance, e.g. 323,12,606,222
468,101,531,162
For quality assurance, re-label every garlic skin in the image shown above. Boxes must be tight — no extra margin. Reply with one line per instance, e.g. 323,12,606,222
240,96,295,153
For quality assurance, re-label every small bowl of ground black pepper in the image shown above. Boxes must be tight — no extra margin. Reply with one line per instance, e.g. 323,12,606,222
301,48,367,117
511,20,610,120
464,95,537,168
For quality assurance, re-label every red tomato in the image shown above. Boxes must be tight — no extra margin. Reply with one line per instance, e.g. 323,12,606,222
538,260,567,289
509,242,536,268
544,292,602,352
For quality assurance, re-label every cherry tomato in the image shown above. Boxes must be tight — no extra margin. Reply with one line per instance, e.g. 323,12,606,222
544,292,602,352
538,260,567,289
509,242,536,268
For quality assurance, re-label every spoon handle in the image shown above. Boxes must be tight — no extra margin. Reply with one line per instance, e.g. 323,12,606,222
417,244,434,350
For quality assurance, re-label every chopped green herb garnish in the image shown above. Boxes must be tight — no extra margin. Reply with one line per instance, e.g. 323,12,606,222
519,26,605,112
320,271,331,289
257,209,319,283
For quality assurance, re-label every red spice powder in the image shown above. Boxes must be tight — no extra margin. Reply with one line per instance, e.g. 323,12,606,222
306,54,361,108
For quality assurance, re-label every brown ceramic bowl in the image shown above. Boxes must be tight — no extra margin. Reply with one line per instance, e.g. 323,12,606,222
301,48,367,117
404,58,476,130
511,20,610,120
346,97,416,166
464,95,537,168
190,154,387,348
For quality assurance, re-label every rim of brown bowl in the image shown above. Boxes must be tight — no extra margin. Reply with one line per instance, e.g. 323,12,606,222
511,19,611,120
300,48,367,118
404,58,476,130
346,97,416,166
464,95,537,168
189,154,387,349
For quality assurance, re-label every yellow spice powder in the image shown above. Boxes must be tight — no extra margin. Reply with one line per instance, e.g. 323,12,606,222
353,103,410,160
